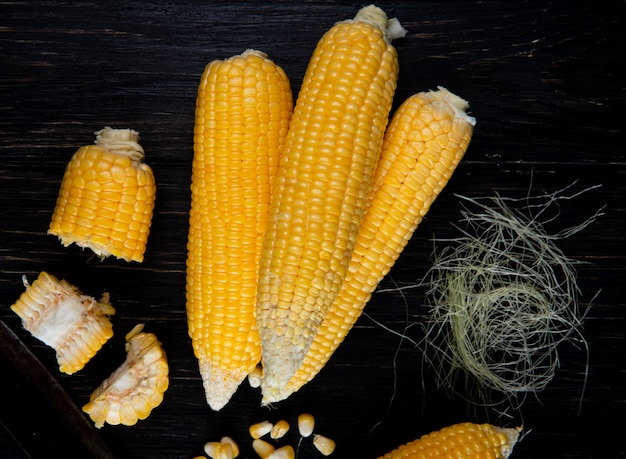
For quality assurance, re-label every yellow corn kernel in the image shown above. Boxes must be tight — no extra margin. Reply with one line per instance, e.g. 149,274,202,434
82,324,169,428
256,3,406,398
220,437,239,457
186,49,293,411
48,127,156,263
313,434,336,456
270,419,290,439
10,271,114,375
267,445,295,459
204,438,238,459
248,364,263,388
252,438,275,459
250,420,274,439
266,87,475,404
297,413,315,437
376,422,521,459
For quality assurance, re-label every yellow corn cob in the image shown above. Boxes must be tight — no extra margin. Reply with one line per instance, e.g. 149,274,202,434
256,4,407,396
265,87,475,403
376,422,521,459
10,271,115,375
186,49,293,410
48,126,156,263
82,323,169,428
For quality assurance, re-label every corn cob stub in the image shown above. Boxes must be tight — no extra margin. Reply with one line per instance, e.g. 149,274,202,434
82,323,169,428
187,49,293,410
263,87,475,404
376,422,521,459
10,271,115,375
256,3,407,398
48,126,156,263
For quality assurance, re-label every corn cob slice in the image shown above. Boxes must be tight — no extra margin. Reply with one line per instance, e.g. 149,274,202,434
187,49,293,410
264,87,475,403
10,271,115,375
256,4,406,397
82,323,169,428
376,422,521,459
48,126,156,263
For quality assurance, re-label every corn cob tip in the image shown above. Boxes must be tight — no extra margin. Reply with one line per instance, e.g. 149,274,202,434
495,425,522,458
432,86,477,126
353,4,407,43
95,126,145,161
199,359,249,411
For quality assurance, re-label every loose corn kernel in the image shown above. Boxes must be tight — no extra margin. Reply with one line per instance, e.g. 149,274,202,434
187,49,293,411
270,420,290,439
48,127,155,263
82,324,169,428
256,4,406,397
267,445,295,459
297,413,315,437
220,437,239,457
252,438,275,458
376,422,521,459
249,420,274,439
10,272,115,374
313,434,336,456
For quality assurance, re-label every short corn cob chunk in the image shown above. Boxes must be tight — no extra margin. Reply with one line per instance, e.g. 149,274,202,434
376,422,521,459
48,127,156,263
82,324,169,428
256,4,407,397
10,271,115,375
265,87,475,403
187,49,293,410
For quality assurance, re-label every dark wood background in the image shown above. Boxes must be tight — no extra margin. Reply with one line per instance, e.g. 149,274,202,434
1,2,625,458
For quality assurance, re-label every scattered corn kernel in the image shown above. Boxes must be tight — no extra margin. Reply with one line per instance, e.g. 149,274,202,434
220,437,239,457
10,272,115,375
252,438,275,459
270,420,290,439
313,434,336,456
203,442,222,458
204,437,239,459
267,445,295,459
250,420,274,439
82,324,169,428
297,413,315,437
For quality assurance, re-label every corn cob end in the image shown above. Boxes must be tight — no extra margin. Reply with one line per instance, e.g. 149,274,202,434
198,359,250,411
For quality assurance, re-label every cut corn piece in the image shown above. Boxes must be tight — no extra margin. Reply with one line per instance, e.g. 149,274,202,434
250,420,274,439
266,87,475,403
10,271,114,375
252,438,275,459
257,3,406,400
297,413,315,437
376,422,521,459
82,324,169,428
187,49,293,411
270,419,290,439
48,127,156,263
313,434,336,456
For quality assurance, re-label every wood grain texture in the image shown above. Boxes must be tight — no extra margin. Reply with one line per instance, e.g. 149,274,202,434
1,2,625,458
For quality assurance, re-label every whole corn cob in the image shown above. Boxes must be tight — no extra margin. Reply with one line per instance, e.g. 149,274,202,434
48,127,156,263
376,422,521,459
186,49,293,410
265,87,475,403
256,4,407,397
10,271,115,375
82,324,169,428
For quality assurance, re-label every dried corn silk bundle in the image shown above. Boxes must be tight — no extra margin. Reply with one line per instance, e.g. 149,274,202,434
420,183,603,408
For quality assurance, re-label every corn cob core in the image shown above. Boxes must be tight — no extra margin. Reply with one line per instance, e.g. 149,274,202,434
187,49,293,410
264,87,475,403
10,271,115,375
256,4,406,397
82,323,169,428
48,127,156,263
376,422,521,459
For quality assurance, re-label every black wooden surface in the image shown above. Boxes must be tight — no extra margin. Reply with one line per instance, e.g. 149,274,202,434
1,2,625,458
